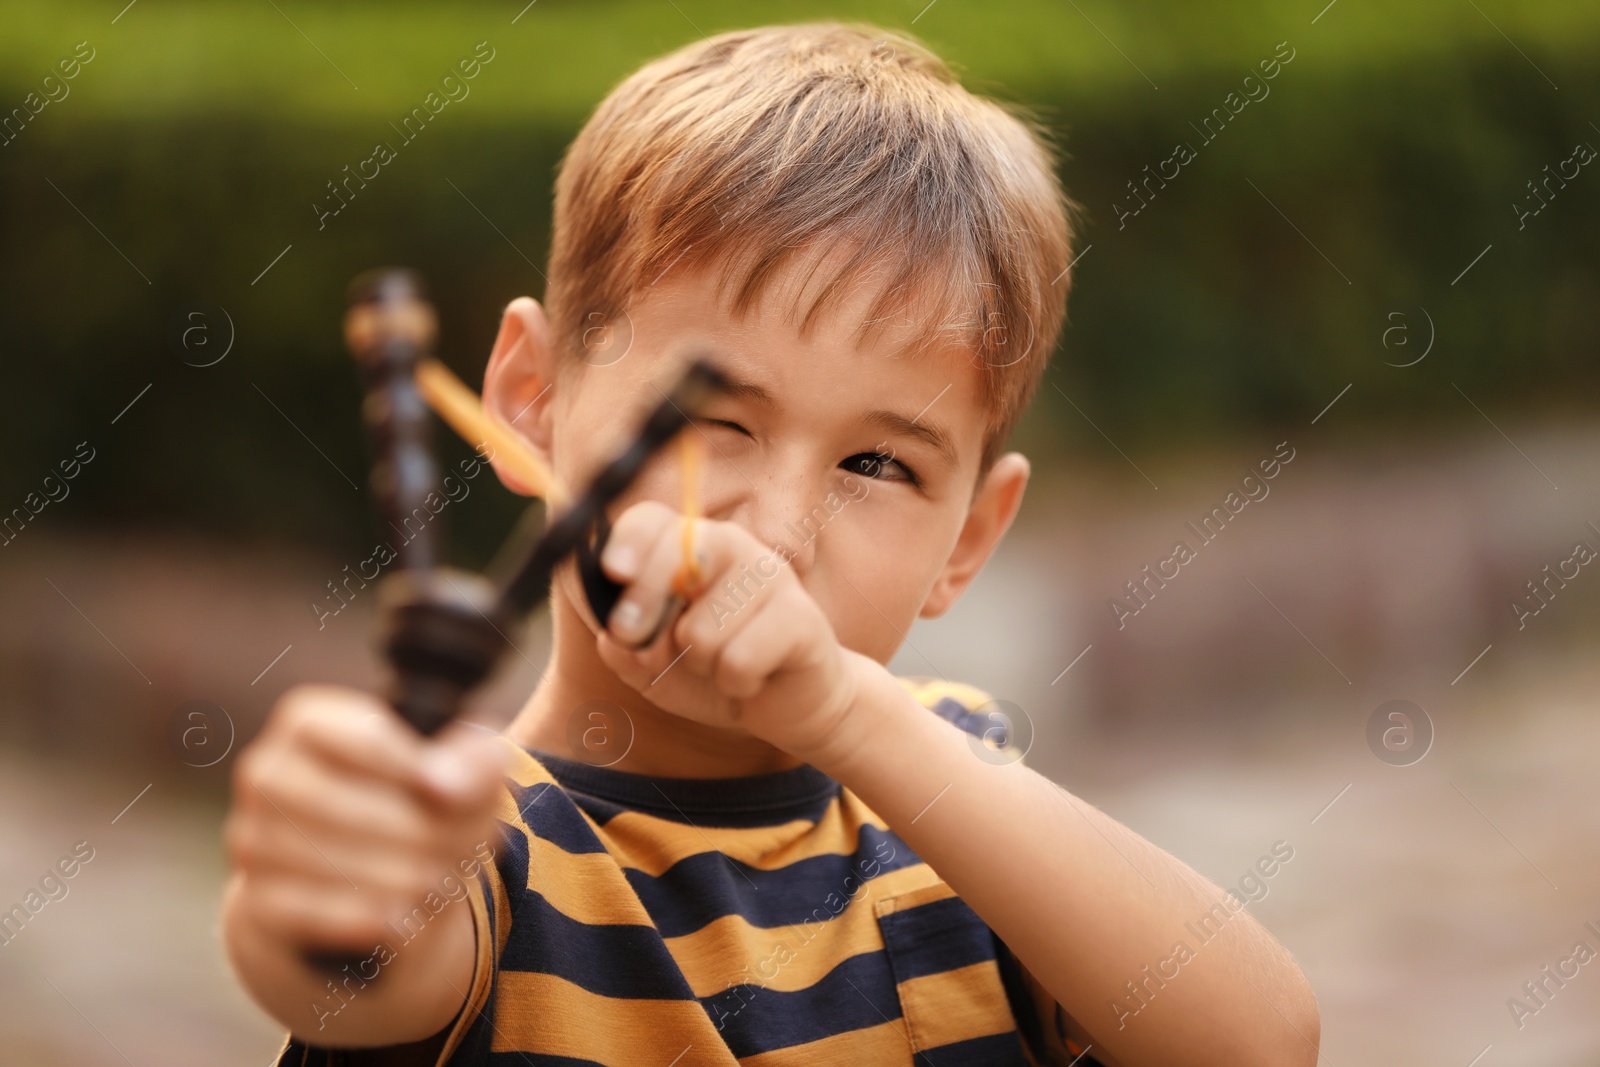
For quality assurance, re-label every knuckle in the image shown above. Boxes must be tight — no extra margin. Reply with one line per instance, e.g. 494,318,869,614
223,812,258,868
277,699,322,747
233,747,267,792
678,611,712,649
717,646,760,694
617,499,674,539
403,855,439,897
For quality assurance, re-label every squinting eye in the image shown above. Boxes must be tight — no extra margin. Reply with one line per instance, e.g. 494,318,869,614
696,418,750,437
842,452,917,485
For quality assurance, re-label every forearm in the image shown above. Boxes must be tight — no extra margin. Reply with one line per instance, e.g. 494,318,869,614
221,872,476,1048
808,663,1319,1067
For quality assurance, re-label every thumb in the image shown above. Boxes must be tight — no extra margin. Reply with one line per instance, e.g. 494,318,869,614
417,723,508,810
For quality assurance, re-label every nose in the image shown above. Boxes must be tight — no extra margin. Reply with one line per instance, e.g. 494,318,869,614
707,462,829,580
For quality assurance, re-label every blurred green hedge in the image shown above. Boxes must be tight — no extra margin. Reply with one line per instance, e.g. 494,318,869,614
1,0,1595,559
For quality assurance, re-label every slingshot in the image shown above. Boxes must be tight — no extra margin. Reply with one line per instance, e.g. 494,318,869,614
304,269,721,972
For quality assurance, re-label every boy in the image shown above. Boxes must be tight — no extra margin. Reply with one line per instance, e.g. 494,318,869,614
223,22,1319,1067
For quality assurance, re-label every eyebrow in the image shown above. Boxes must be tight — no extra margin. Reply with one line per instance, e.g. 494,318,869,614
709,365,961,467
711,368,777,406
862,409,960,467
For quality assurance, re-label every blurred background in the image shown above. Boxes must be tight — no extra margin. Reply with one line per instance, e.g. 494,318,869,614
2,0,1597,1062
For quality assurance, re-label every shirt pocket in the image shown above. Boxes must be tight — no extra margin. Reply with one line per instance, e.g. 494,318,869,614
874,881,1031,1064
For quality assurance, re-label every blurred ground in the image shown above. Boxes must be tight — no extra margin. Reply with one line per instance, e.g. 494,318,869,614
2,425,1598,1064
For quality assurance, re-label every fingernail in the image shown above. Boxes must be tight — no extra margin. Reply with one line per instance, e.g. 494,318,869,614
612,599,643,638
604,543,638,579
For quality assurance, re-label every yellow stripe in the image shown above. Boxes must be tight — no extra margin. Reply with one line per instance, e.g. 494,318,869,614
492,970,736,1064
736,1018,916,1067
873,879,958,916
494,741,564,839
593,790,890,878
496,744,893,881
439,870,500,1063
521,830,659,926
488,744,663,928
895,960,1018,1052
894,675,994,714
664,863,947,997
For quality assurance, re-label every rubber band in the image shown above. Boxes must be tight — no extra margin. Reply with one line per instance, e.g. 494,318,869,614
671,432,705,599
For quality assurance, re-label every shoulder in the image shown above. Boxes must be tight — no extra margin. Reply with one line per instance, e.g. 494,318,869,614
895,675,998,719
894,674,1026,752
468,731,612,873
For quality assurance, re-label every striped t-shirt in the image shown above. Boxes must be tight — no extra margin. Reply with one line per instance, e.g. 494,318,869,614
276,677,1101,1066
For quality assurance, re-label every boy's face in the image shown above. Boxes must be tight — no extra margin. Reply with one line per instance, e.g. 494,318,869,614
484,250,1029,666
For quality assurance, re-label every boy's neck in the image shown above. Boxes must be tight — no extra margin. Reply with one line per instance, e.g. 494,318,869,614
505,580,809,780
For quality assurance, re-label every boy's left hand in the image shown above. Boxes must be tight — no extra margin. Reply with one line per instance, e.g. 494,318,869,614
593,499,868,760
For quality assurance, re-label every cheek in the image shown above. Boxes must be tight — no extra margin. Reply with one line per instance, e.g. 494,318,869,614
815,508,948,661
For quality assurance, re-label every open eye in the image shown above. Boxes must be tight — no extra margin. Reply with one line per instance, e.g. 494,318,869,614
842,452,918,486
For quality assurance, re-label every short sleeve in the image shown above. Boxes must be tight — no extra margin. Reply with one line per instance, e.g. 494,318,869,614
269,855,506,1067
993,936,1109,1067
897,678,1108,1066
896,676,1032,764
430,856,504,1063
271,736,535,1067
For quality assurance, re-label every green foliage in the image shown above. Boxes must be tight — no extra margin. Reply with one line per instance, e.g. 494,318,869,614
0,0,1595,550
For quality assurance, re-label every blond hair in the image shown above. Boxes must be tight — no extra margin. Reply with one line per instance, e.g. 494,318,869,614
545,22,1078,472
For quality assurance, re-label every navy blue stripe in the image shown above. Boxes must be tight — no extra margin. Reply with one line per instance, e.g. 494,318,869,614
625,824,918,937
567,785,840,829
498,886,696,1001
483,1054,606,1067
918,1030,1030,1067
993,933,1054,1065
530,747,842,828
507,778,608,855
930,696,1002,743
493,819,531,919
702,949,904,1057
876,895,997,981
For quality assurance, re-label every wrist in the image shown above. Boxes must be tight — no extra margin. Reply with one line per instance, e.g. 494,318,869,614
793,652,898,782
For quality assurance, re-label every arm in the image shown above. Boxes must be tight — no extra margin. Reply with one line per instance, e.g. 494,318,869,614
594,501,1320,1067
806,662,1321,1067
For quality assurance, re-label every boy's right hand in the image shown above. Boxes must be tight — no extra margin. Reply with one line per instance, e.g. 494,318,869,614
222,685,506,1042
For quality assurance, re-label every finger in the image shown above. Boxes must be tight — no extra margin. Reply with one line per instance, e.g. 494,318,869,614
271,688,503,813
262,686,429,794
595,627,683,694
710,593,814,701
672,548,789,658
599,499,679,583
228,764,483,899
229,753,422,869
244,876,398,952
611,515,774,649
417,721,511,812
609,516,707,648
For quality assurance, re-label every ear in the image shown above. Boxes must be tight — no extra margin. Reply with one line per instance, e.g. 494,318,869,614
481,296,562,496
920,452,1030,618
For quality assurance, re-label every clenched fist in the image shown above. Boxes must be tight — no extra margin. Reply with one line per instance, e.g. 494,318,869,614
594,500,874,763
221,685,506,1044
